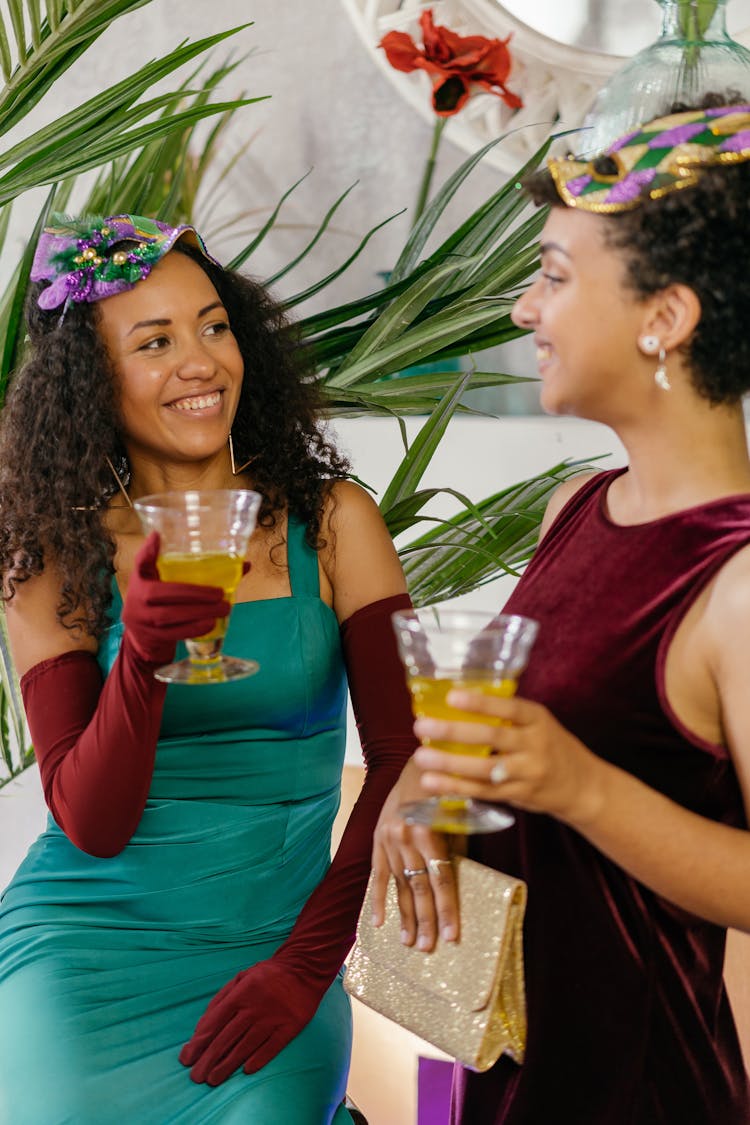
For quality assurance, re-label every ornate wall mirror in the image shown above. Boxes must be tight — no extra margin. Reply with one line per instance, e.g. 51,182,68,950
343,0,750,172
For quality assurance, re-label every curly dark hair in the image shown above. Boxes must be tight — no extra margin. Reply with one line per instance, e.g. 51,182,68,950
0,241,350,637
522,95,750,405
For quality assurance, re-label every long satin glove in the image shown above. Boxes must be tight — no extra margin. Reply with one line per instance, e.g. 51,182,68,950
180,591,418,1086
20,531,230,857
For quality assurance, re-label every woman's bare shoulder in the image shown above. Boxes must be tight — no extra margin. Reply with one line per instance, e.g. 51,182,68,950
4,565,97,677
320,478,408,622
538,471,600,541
324,476,380,516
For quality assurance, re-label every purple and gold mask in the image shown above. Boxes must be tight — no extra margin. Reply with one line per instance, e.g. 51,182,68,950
30,213,217,311
548,104,750,213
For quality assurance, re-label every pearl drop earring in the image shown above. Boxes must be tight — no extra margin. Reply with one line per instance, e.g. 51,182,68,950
637,335,671,391
653,348,671,391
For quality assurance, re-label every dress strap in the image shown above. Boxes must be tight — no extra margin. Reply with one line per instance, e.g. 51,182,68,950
287,515,320,599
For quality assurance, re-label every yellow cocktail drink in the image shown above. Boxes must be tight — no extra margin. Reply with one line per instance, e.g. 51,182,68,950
408,675,517,832
408,675,517,754
133,489,261,685
391,608,537,833
157,552,244,642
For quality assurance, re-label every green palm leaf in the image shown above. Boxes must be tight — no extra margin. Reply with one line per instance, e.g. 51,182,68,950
0,2,154,128
380,373,475,517
0,185,55,404
324,369,533,417
400,461,597,606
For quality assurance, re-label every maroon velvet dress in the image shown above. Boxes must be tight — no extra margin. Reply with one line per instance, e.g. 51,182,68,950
452,469,750,1125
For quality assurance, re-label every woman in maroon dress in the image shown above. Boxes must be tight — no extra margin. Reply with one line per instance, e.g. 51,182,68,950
371,100,750,1123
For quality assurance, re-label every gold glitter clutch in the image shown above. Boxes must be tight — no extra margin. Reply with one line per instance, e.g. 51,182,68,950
344,856,527,1072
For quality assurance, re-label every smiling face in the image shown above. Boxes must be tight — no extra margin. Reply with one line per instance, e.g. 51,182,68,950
511,207,654,422
97,248,244,477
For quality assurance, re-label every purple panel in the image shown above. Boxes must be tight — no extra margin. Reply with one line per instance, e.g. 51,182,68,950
417,1056,453,1125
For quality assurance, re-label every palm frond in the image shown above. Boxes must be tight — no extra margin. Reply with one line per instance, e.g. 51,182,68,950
0,185,55,405
0,605,32,786
323,369,534,417
400,461,598,606
0,1,156,130
380,373,475,518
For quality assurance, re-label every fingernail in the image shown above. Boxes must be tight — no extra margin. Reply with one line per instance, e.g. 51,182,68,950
415,718,439,734
446,690,468,706
372,913,381,927
442,924,458,941
417,934,431,951
401,929,411,945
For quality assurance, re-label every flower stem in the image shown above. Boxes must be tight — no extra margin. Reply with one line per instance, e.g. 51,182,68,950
677,0,719,41
412,117,447,228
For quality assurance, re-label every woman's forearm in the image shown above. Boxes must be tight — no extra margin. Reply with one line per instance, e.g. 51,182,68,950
568,754,750,930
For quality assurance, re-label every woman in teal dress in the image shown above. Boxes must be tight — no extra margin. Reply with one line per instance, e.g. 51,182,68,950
0,214,416,1123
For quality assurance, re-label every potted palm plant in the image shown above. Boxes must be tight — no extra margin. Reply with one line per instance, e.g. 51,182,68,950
0,0,589,788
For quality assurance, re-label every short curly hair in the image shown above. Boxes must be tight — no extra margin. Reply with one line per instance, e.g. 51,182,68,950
522,98,750,405
0,242,350,637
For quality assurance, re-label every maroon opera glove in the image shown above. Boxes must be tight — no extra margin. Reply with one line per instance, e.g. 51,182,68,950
179,960,323,1086
20,531,230,857
122,531,232,663
180,591,418,1085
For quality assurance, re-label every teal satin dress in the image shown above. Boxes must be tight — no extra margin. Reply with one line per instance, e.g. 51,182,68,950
0,519,354,1124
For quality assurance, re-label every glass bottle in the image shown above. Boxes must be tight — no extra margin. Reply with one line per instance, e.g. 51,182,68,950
577,0,750,157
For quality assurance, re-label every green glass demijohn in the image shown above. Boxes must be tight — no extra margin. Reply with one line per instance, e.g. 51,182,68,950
577,0,750,156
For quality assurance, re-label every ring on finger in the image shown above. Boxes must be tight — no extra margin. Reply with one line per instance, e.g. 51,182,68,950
427,857,453,877
403,866,428,879
489,759,508,784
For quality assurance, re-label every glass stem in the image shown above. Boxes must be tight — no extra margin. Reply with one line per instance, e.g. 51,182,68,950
186,636,224,666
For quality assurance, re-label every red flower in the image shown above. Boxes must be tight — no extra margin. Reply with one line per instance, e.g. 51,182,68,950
379,9,523,117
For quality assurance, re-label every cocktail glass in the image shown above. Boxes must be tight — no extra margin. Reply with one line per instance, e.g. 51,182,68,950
133,488,262,685
391,608,539,834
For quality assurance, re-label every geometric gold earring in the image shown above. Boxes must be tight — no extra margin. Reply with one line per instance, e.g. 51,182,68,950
228,433,257,476
105,454,133,508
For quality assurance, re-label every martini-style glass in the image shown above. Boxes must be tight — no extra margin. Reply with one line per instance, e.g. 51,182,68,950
133,488,262,685
391,608,539,834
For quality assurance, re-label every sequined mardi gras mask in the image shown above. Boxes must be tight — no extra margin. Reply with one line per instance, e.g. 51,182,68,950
547,104,750,213
30,213,216,312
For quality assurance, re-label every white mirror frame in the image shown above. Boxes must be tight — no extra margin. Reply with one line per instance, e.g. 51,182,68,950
341,0,750,173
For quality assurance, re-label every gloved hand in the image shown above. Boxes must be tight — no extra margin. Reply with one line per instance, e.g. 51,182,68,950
179,959,322,1085
179,591,417,1086
122,531,231,665
20,532,242,857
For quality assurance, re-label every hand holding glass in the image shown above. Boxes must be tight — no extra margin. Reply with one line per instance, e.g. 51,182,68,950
391,608,539,834
133,489,261,685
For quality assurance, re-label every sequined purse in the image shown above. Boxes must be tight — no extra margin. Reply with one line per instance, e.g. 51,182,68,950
344,855,527,1072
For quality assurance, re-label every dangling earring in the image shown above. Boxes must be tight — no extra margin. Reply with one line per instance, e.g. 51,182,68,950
653,348,671,391
229,433,257,477
637,335,671,391
105,455,133,508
